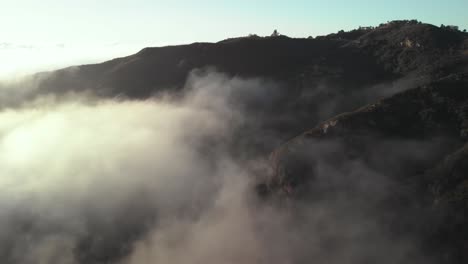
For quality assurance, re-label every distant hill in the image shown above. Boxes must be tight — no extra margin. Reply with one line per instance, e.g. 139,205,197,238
24,20,467,145
35,20,467,98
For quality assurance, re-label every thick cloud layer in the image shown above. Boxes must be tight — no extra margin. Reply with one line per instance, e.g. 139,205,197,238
0,71,279,264
0,70,441,264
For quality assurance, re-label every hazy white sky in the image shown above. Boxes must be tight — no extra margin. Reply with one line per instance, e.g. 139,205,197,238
1,0,467,78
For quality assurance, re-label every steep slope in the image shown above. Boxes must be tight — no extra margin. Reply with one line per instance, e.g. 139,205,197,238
266,73,468,262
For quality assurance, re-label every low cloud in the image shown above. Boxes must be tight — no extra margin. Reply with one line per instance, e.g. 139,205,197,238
0,70,445,264
0,71,265,264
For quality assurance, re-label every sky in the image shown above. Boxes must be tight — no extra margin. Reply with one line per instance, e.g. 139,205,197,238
1,0,467,78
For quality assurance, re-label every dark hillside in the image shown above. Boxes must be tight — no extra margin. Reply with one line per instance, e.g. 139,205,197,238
266,73,468,262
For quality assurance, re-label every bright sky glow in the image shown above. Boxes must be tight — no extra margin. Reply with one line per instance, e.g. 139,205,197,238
1,0,467,78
